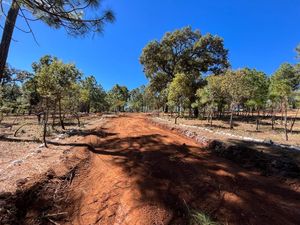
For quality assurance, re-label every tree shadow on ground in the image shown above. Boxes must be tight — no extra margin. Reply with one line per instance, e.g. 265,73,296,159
65,133,300,225
0,136,42,143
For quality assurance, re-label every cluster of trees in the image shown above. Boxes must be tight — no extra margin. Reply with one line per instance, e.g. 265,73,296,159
136,27,300,141
1,26,299,144
0,55,131,146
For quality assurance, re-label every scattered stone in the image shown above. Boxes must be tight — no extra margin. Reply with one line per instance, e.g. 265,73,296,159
263,139,273,145
16,178,28,187
12,160,23,166
38,143,45,148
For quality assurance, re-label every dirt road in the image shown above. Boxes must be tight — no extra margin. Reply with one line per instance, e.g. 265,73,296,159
67,114,300,225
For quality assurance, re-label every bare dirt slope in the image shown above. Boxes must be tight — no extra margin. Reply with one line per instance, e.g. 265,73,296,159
67,114,300,225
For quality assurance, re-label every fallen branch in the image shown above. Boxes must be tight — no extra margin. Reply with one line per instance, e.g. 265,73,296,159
13,123,29,137
45,212,68,218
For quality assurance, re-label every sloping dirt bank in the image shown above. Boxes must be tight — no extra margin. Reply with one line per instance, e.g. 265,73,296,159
0,147,89,224
64,114,300,225
149,117,300,179
0,117,107,225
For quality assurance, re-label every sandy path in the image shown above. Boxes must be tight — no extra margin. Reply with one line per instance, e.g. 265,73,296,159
67,114,300,225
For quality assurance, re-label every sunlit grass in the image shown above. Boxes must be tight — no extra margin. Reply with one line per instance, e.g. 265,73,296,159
189,210,219,225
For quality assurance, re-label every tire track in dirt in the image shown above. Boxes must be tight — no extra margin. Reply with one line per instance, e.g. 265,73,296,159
67,114,300,225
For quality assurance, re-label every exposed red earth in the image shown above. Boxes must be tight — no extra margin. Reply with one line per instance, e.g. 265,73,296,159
1,113,299,224
64,114,300,225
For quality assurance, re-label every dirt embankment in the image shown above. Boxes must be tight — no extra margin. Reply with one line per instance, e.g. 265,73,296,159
149,117,300,179
0,146,90,225
0,117,106,225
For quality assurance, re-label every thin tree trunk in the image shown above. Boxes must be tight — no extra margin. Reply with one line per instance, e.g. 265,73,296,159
284,102,288,141
43,99,49,148
230,111,233,129
290,108,299,134
281,102,284,125
0,0,19,82
52,101,57,128
175,115,179,124
256,110,260,131
37,113,41,124
58,98,65,130
271,108,275,130
229,104,234,129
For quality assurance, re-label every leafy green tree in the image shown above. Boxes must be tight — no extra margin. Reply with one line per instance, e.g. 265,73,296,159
221,70,250,129
140,26,229,112
142,85,161,111
22,77,42,118
194,75,225,124
168,73,193,117
64,83,82,126
34,56,81,145
106,84,129,112
243,68,269,130
80,76,107,113
269,63,299,140
34,56,81,129
0,65,31,120
128,86,145,112
0,0,115,82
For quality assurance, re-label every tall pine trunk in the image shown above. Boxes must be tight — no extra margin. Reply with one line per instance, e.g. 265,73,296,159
0,0,19,82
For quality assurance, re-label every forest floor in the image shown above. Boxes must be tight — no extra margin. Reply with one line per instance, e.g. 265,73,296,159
1,113,300,224
0,114,104,192
157,110,300,147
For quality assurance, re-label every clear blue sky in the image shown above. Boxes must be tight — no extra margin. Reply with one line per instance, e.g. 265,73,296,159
4,0,300,90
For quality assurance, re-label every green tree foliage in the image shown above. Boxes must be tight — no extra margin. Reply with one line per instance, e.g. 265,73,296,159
221,69,250,129
244,69,269,111
269,63,300,140
167,73,193,114
106,84,129,112
140,26,229,112
34,55,81,129
0,0,115,82
33,55,82,145
80,76,108,113
0,65,32,116
128,86,145,112
194,75,224,124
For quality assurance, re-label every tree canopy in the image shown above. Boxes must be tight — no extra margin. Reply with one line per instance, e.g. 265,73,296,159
140,26,229,96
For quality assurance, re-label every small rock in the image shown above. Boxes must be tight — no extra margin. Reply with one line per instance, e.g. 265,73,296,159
12,160,23,166
16,178,28,187
263,139,273,145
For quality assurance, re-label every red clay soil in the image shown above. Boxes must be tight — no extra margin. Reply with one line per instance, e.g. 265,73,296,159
67,114,300,225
